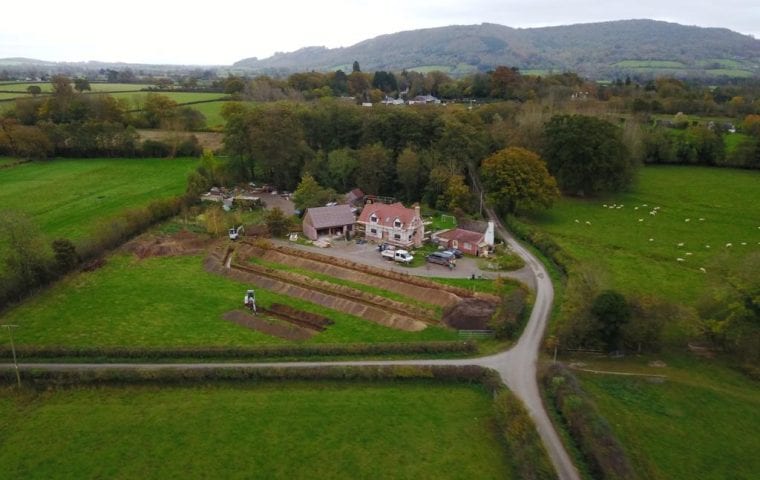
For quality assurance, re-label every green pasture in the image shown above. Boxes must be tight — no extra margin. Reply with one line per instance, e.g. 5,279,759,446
0,382,510,479
523,166,760,303
0,82,152,94
408,65,453,74
0,253,457,347
0,92,31,100
576,356,760,479
696,59,744,69
724,132,749,155
186,100,231,128
0,157,196,241
614,60,687,69
111,92,229,109
704,69,754,78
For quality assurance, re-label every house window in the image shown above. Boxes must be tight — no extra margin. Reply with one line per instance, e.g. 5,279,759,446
408,235,412,240
464,242,471,250
370,214,378,223
393,218,401,228
370,228,377,234
393,234,401,240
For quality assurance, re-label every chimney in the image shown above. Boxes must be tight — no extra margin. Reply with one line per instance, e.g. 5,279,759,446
485,221,495,246
413,203,420,219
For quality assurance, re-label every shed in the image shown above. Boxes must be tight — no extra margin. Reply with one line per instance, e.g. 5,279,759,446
302,204,356,241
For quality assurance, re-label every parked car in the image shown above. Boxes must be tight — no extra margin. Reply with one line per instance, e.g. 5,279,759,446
383,249,414,264
426,251,456,268
443,248,463,258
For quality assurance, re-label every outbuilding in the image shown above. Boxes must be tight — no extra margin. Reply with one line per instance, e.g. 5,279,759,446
302,204,356,241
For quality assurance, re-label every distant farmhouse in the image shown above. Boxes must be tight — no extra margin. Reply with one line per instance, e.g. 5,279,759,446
357,202,424,248
302,204,356,241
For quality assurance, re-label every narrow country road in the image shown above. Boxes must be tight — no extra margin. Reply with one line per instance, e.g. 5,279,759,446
4,210,579,479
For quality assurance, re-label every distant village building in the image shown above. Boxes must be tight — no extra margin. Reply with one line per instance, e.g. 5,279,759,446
302,204,356,241
357,202,424,248
408,94,441,105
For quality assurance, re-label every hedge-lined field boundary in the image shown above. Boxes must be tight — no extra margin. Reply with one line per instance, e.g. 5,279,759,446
0,341,476,361
542,362,637,480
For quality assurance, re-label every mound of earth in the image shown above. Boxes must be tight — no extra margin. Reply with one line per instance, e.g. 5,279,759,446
442,298,498,330
123,230,211,259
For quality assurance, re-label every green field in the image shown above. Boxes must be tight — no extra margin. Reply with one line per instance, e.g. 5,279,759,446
575,356,760,479
0,253,457,347
0,92,31,100
724,132,750,155
187,100,231,128
523,166,760,302
614,60,687,69
0,157,196,241
0,83,153,94
110,92,229,109
696,59,744,69
0,382,511,479
704,69,754,78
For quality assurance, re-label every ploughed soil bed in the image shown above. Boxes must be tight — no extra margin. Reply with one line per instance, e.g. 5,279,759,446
222,310,315,341
122,230,211,259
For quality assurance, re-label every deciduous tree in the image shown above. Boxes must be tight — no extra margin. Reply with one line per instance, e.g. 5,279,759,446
481,147,559,214
543,114,633,196
292,174,336,211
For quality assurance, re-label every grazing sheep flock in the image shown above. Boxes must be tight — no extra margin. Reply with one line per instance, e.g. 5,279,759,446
577,200,759,275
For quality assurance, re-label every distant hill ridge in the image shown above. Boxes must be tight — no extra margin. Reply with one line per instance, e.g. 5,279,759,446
233,19,760,78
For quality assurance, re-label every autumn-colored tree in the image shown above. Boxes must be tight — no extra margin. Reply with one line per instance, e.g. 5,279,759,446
481,147,559,214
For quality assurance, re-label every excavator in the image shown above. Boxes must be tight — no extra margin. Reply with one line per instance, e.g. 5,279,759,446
228,225,244,241
244,289,257,314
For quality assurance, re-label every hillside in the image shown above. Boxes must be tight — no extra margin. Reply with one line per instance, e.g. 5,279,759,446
233,20,760,79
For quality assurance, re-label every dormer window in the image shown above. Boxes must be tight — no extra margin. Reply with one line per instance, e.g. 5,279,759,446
393,218,402,228
370,213,378,224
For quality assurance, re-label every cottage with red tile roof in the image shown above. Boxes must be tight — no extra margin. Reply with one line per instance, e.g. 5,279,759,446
434,220,495,256
357,202,424,248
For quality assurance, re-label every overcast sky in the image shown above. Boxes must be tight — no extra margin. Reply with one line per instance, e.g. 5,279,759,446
1,0,758,65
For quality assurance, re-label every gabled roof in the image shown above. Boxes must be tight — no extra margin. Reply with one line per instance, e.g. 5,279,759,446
345,188,365,203
437,228,485,244
304,204,356,229
357,202,419,228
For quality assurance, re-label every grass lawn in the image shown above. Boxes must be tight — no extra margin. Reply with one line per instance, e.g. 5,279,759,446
522,166,760,303
574,355,760,479
0,382,511,479
0,157,197,241
0,254,457,347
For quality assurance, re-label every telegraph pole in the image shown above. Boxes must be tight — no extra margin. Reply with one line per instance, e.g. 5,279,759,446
2,325,21,388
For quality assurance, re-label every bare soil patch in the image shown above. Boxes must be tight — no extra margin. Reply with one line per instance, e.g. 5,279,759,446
222,310,315,341
260,247,460,308
442,298,498,330
265,303,333,331
204,245,428,332
123,230,211,259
